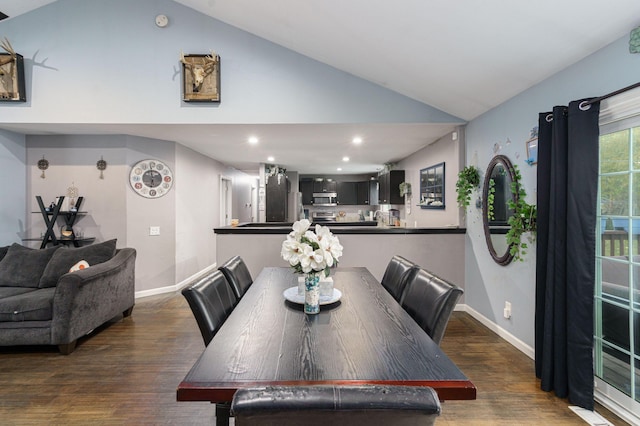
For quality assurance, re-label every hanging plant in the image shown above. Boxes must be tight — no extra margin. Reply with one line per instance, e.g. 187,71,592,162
505,165,537,261
455,165,481,208
399,182,412,197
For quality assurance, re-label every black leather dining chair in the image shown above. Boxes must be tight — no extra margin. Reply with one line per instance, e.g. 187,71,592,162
381,255,419,302
230,384,441,426
401,268,463,345
218,256,254,300
181,270,237,346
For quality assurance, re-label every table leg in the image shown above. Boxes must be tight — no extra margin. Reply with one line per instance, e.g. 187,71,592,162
215,402,231,426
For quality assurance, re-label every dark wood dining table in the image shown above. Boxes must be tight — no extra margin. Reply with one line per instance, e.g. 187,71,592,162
177,266,476,424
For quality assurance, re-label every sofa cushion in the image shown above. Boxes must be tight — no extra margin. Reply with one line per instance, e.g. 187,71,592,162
0,244,60,288
0,245,8,262
39,239,117,288
0,287,56,322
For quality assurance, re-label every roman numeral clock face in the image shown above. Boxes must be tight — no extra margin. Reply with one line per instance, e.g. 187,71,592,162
129,159,174,198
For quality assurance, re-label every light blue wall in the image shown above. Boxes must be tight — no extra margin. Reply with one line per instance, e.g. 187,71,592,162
0,0,462,288
0,0,461,126
0,130,26,244
465,35,640,349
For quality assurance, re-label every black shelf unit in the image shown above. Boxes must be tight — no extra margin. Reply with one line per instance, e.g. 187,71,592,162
29,196,95,248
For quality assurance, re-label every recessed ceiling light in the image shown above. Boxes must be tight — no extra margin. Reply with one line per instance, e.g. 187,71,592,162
267,156,275,162
337,167,342,171
248,136,259,145
352,137,362,144
342,156,350,162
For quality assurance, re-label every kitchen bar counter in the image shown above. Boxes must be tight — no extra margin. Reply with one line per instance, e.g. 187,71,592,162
214,222,465,235
215,222,466,298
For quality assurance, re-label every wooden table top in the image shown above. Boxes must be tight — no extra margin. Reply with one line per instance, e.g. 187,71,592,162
177,267,476,402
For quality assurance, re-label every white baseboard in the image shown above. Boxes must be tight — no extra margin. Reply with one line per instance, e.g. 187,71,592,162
456,303,535,360
134,263,218,299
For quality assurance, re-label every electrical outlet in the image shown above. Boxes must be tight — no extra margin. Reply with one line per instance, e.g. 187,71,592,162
503,301,512,319
149,226,160,236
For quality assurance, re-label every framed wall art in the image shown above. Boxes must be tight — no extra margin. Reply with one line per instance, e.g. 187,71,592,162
180,52,220,103
0,38,26,102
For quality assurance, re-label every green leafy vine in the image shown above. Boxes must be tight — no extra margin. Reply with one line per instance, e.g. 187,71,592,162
505,165,537,261
455,165,481,209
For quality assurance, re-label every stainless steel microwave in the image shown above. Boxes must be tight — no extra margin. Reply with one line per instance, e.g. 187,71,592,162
312,192,337,206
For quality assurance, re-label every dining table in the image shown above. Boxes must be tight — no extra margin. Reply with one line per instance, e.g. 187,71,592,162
177,266,476,425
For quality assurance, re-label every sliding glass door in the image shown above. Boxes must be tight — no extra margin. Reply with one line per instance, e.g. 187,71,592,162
594,103,640,421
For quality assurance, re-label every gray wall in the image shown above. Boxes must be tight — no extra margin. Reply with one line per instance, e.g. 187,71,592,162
0,0,458,293
396,129,463,228
464,35,640,350
0,0,460,126
0,130,26,244
216,232,465,303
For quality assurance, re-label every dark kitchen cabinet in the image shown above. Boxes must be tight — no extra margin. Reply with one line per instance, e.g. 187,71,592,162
337,181,358,205
266,174,289,222
300,178,314,205
357,180,378,205
313,179,337,193
378,170,405,205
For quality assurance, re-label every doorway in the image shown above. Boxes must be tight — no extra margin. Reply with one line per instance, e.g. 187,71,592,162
220,175,232,227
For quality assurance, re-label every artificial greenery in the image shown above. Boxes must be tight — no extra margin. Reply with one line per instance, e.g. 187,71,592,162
505,165,537,262
399,182,412,197
487,178,496,221
455,165,481,208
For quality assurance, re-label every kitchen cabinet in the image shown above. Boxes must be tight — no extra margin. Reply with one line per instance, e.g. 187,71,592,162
313,178,337,193
300,178,314,205
337,181,358,205
357,180,378,205
377,170,405,205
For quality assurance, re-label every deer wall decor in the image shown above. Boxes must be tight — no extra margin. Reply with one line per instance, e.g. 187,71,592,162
0,37,17,76
180,50,219,93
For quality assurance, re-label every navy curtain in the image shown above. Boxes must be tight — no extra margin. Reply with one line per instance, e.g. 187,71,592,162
534,99,600,410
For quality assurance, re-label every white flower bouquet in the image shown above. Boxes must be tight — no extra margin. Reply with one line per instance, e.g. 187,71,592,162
281,219,343,276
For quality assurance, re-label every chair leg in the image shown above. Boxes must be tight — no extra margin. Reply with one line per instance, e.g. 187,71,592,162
123,306,134,317
215,402,231,426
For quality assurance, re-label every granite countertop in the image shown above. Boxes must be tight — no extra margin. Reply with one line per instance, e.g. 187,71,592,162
214,222,465,235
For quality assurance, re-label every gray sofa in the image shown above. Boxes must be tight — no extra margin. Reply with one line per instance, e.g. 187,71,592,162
0,240,136,354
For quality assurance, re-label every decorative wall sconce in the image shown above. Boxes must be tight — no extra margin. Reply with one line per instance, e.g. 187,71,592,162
96,156,107,179
37,155,49,179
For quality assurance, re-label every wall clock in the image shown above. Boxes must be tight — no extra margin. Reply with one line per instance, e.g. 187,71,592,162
129,159,174,198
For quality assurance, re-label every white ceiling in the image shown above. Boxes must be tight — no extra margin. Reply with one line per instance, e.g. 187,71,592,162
1,0,640,174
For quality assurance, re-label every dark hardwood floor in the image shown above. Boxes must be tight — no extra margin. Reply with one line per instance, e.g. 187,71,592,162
0,293,628,425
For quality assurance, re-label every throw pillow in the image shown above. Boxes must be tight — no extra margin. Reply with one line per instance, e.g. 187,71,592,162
69,260,90,272
39,239,117,288
0,245,9,262
0,244,60,288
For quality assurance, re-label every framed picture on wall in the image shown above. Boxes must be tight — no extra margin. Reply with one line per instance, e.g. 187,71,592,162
180,52,220,103
0,38,26,102
526,138,538,165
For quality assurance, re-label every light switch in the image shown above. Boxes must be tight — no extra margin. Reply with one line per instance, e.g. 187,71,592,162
149,226,160,236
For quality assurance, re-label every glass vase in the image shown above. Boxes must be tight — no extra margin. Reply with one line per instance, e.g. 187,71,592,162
304,273,320,314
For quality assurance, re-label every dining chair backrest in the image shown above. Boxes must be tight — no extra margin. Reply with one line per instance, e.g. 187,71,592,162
401,268,463,345
218,256,254,300
231,385,441,426
381,255,419,302
181,270,237,346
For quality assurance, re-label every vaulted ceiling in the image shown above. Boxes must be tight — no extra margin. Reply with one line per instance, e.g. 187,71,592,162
1,0,639,173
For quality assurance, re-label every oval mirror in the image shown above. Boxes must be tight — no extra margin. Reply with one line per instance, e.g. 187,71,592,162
482,155,517,265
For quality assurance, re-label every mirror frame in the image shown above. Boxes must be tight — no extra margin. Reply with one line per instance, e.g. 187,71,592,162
482,155,517,266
